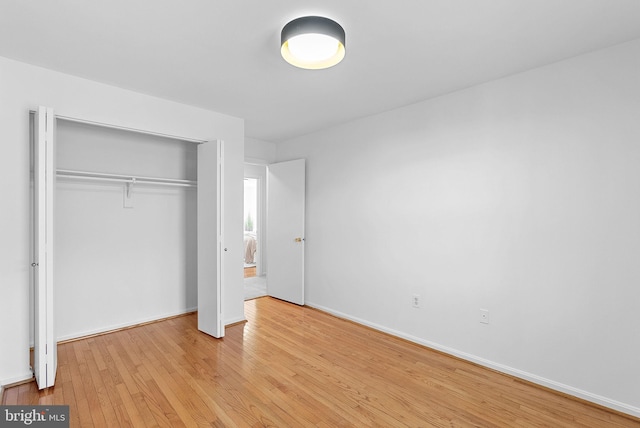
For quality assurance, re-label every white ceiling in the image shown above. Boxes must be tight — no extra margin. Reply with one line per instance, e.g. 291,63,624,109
2,1,640,142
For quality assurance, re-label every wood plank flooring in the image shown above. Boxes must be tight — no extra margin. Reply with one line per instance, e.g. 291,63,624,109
244,266,257,278
3,297,639,427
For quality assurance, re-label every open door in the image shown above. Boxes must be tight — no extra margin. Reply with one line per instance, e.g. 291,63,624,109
33,106,57,389
197,140,224,338
266,159,305,305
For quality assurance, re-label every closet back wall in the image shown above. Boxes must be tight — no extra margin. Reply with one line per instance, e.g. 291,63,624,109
55,120,197,341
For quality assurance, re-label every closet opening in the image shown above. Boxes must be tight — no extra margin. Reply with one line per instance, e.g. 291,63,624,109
53,119,199,341
30,106,226,389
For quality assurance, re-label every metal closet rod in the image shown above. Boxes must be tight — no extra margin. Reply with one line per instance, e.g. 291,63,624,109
56,169,197,188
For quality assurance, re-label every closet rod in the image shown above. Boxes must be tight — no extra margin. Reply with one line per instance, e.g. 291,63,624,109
57,169,197,187
29,110,207,144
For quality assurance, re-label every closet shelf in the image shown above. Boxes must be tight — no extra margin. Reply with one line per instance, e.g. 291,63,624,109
56,169,197,188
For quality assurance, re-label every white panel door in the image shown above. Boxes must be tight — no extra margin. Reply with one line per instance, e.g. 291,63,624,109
267,159,305,305
197,140,224,338
33,106,57,389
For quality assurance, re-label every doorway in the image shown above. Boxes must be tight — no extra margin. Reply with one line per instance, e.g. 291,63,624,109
243,177,258,277
242,159,306,304
243,166,267,300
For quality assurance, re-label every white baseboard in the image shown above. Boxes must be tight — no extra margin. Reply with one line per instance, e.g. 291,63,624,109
225,316,247,326
0,372,34,389
305,301,640,419
56,307,197,342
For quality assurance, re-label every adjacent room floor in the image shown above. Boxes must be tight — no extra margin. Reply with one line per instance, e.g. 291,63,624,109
244,274,267,300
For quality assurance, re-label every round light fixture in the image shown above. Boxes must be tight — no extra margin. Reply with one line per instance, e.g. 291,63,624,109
281,16,346,70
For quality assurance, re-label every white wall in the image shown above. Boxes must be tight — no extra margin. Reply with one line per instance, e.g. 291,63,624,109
0,56,244,385
276,39,640,416
245,137,277,164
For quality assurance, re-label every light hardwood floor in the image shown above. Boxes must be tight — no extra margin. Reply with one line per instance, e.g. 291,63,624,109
244,266,256,278
3,297,639,427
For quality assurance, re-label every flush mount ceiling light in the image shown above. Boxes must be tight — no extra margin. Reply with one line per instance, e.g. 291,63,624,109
281,16,346,70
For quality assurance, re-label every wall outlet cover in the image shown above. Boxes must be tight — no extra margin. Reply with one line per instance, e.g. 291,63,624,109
412,294,420,308
480,309,489,324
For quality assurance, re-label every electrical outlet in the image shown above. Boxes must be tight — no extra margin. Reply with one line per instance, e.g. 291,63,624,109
412,294,420,308
480,309,489,324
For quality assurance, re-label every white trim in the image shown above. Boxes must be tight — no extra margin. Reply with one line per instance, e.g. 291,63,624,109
55,307,197,342
58,113,206,144
244,157,270,166
218,141,225,337
30,110,207,144
305,301,640,419
225,316,247,326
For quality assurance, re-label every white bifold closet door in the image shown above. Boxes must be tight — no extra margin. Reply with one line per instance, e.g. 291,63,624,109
33,106,57,389
197,140,225,338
